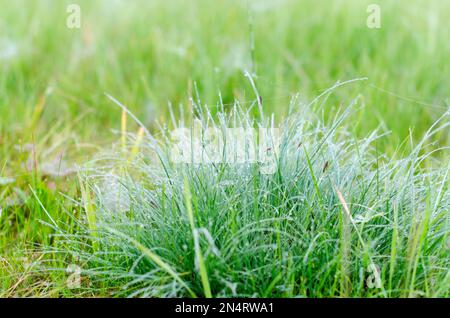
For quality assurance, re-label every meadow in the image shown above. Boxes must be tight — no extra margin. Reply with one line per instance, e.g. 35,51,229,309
0,0,449,297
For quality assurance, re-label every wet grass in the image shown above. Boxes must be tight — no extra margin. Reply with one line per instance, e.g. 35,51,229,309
0,0,449,297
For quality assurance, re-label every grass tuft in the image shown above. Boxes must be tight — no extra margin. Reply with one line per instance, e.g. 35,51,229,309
49,89,449,297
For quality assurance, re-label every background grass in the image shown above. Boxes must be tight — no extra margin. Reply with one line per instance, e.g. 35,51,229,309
57,103,449,297
0,0,449,296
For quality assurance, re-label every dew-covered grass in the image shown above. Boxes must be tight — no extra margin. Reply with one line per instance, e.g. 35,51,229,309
53,91,449,297
0,0,449,297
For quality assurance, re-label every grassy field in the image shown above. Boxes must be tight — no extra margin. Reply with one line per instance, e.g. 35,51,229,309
0,0,449,297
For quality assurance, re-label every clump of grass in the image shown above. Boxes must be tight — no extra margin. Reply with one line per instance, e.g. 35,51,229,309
52,87,449,298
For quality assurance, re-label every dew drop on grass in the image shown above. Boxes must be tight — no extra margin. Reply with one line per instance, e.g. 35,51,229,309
0,39,18,61
0,177,15,185
100,176,131,213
